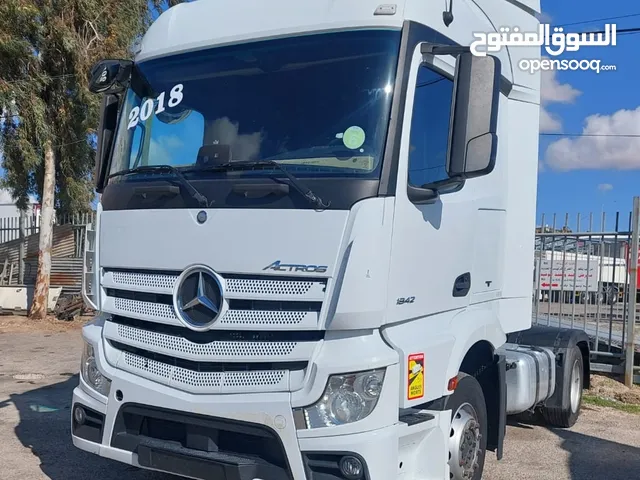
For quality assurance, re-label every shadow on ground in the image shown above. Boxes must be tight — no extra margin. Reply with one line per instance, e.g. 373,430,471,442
506,408,640,480
0,375,175,480
3,376,639,480
553,427,640,480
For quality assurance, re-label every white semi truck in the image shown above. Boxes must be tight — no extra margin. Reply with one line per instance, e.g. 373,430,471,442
71,1,592,479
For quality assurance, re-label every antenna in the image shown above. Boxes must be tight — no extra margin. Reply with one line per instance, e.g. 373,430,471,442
443,0,454,27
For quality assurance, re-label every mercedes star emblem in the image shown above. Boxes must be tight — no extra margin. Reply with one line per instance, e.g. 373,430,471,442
173,265,225,331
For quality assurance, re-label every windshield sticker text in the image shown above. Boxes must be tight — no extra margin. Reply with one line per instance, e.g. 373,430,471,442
127,84,184,130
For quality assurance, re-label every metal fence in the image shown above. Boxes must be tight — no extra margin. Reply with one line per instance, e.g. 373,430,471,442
533,197,639,386
0,211,95,294
0,212,95,245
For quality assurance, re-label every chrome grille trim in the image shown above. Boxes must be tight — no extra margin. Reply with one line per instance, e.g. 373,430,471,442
102,270,327,301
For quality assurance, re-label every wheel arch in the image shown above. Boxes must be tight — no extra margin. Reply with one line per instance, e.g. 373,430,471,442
419,338,506,461
459,340,496,377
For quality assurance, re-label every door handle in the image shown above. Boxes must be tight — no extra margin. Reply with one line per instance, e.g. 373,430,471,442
453,273,471,297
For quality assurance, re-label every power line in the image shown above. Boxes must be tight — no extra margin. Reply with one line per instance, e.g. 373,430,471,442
556,13,640,28
580,26,640,35
541,133,640,138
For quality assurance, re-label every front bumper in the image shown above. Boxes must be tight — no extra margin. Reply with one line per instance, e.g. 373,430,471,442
72,321,402,480
72,381,399,480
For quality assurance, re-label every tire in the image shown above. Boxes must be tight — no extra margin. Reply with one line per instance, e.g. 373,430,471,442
446,373,488,480
540,345,584,428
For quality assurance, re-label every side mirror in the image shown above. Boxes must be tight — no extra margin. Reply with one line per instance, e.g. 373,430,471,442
88,59,133,94
94,94,120,193
447,52,500,179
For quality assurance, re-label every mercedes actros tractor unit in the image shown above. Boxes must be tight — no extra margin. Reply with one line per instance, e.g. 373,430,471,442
71,1,592,479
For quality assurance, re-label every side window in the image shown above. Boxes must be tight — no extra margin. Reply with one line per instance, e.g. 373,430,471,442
407,64,454,187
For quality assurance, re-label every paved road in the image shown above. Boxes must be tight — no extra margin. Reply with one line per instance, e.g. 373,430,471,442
1,329,639,480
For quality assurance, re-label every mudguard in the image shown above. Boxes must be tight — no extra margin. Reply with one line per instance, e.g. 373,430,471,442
482,354,506,460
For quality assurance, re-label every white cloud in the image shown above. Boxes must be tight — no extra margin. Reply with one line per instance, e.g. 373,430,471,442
597,183,613,192
539,67,581,133
544,106,640,171
541,68,581,104
539,108,562,133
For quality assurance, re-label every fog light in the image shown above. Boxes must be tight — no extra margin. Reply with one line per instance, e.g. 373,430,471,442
339,455,364,479
73,405,86,425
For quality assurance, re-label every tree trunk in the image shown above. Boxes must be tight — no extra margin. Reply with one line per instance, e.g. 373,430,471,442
29,141,56,319
18,209,26,284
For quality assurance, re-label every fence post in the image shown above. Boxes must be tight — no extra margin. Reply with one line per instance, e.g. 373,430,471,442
625,196,639,387
18,210,26,285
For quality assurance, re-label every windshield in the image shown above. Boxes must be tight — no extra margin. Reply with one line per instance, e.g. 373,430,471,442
109,29,401,181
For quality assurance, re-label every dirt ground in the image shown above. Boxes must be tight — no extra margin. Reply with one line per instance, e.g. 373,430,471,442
0,314,90,334
1,315,639,480
587,373,640,405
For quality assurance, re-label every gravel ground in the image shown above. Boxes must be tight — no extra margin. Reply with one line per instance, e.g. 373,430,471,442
1,317,639,480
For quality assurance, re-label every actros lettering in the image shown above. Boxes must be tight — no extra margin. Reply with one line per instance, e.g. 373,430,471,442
263,260,328,273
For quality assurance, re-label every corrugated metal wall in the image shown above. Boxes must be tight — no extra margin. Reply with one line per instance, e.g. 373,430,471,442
21,258,84,294
0,223,88,295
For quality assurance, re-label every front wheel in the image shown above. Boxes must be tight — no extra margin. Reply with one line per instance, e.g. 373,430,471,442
447,373,488,480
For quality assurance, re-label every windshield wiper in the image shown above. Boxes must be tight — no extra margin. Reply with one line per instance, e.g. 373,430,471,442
108,165,210,207
186,161,331,211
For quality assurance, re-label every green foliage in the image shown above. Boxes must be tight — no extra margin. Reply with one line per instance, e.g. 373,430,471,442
0,0,183,214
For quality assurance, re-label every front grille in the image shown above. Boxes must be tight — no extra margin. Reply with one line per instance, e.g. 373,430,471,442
120,349,288,391
101,268,327,394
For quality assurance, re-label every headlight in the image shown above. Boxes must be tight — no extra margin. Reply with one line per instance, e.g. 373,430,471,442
295,369,385,429
80,341,111,397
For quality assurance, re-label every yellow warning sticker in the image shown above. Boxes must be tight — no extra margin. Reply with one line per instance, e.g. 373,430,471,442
408,353,425,400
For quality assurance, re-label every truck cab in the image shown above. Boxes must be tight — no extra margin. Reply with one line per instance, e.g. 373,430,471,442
71,1,590,479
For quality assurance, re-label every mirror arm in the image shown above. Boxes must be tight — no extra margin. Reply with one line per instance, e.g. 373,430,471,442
428,176,465,191
420,44,471,56
407,184,439,205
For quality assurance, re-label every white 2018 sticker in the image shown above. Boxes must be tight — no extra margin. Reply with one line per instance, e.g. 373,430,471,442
127,84,184,130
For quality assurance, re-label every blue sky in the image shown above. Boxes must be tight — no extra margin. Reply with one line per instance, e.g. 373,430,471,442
536,1,640,229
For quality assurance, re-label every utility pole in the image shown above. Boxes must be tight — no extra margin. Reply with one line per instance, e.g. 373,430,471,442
625,196,639,387
18,209,26,284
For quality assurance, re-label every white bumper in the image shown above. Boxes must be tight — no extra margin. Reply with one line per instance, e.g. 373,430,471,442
71,320,406,480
